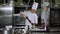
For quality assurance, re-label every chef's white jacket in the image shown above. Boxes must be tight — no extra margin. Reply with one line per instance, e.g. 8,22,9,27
22,10,38,33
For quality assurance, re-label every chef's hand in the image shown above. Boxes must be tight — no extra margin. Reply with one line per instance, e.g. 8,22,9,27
32,23,36,29
32,23,37,25
19,12,27,19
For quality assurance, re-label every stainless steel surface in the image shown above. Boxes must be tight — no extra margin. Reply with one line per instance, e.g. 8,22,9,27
0,16,12,25
14,15,25,25
0,5,13,25
0,6,13,15
30,32,60,34
0,28,12,34
3,29,12,34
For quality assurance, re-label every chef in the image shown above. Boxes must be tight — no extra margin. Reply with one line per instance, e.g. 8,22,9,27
19,2,38,34
41,2,50,29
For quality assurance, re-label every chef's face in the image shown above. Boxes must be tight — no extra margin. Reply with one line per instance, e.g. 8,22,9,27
31,9,36,13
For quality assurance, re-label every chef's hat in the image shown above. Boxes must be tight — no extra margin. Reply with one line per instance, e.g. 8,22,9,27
32,2,38,10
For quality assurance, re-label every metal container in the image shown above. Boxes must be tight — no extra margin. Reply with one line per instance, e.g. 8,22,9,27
0,5,13,26
14,16,25,25
3,29,12,34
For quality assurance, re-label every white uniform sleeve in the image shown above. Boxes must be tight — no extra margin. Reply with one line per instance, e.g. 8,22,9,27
34,14,38,24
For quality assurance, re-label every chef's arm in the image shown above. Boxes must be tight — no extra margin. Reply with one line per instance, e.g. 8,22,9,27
19,12,33,25
19,12,27,19
26,16,34,25
26,15,38,25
